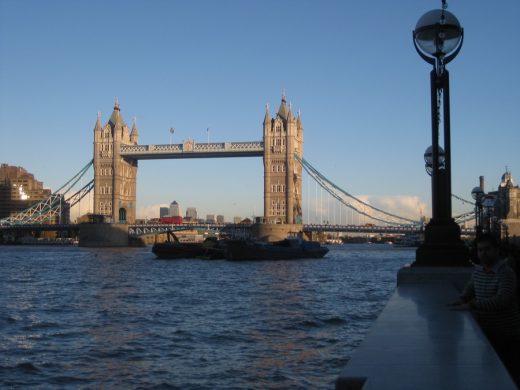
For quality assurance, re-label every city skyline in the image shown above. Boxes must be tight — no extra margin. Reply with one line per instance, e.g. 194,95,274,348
1,1,519,223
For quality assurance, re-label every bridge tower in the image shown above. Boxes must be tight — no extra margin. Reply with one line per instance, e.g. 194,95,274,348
263,95,303,225
93,99,138,224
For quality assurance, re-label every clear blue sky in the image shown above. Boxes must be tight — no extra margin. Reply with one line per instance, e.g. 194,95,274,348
1,0,519,222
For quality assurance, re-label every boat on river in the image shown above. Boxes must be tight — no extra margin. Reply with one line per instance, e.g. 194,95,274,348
393,233,423,248
152,232,224,259
224,237,329,261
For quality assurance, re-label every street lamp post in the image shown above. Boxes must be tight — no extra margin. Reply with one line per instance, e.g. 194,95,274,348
471,186,484,238
169,127,175,146
413,2,469,266
482,194,497,235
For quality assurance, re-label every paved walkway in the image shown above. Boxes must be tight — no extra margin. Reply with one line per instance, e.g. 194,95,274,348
336,267,517,389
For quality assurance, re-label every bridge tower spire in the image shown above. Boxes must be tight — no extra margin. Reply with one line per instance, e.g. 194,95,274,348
130,117,139,145
93,100,138,224
263,94,303,228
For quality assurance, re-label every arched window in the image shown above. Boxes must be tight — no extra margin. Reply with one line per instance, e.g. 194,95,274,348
119,208,127,223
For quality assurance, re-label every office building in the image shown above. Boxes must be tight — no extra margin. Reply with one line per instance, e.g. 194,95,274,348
186,207,197,220
0,163,53,219
170,200,181,217
160,207,169,218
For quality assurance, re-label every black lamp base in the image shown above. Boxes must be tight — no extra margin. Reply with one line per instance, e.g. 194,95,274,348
414,218,470,267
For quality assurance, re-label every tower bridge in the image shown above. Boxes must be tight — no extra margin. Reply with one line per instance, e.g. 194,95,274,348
92,95,304,241
3,94,488,246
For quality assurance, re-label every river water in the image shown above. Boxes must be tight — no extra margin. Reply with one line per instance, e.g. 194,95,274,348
0,244,414,389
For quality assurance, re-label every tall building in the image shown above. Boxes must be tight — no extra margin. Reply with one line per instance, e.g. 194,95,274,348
216,214,225,224
169,200,181,217
233,216,242,224
93,99,138,223
185,207,197,220
206,214,215,224
159,207,169,218
263,95,303,224
0,164,54,219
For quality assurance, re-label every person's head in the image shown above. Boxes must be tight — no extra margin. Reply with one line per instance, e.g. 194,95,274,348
475,233,501,267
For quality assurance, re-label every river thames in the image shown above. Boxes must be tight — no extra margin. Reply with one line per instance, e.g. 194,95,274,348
1,244,414,389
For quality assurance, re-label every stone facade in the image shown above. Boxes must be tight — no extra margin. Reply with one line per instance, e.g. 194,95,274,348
263,95,303,224
252,223,303,242
92,96,304,229
93,100,138,224
0,164,53,219
493,170,520,239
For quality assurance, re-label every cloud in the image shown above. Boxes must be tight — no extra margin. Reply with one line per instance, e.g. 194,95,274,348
137,203,169,220
304,194,429,224
359,195,429,220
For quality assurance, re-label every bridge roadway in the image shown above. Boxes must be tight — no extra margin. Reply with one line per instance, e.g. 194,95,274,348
0,223,476,237
306,224,475,235
120,141,264,160
128,223,431,237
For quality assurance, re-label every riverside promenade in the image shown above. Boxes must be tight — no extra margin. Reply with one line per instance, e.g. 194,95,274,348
336,267,517,389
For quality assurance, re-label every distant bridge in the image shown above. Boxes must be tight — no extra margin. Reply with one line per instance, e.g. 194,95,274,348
0,222,475,240
127,223,475,237
304,224,475,235
125,223,426,237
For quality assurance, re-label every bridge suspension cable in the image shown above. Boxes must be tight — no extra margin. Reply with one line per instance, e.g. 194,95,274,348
55,159,94,194
452,193,474,206
66,179,94,208
454,210,475,224
451,194,475,225
296,156,421,226
298,156,476,228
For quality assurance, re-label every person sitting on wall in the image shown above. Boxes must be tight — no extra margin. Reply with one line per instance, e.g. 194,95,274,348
449,233,520,385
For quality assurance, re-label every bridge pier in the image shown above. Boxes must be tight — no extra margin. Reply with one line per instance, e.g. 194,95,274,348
252,223,303,242
79,223,144,247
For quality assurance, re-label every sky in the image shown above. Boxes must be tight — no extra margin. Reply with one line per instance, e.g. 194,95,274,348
1,0,519,223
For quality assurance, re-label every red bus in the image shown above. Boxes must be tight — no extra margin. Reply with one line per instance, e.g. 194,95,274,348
159,216,183,224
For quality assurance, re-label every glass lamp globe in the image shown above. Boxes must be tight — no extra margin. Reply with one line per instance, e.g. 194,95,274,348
471,186,484,201
424,145,446,170
414,9,462,58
